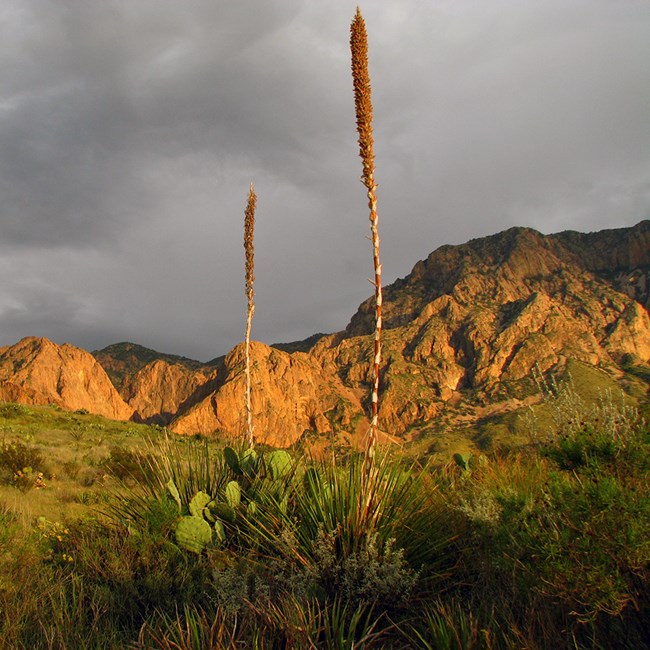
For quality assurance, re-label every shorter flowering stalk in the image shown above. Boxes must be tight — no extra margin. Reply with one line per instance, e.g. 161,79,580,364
244,182,256,448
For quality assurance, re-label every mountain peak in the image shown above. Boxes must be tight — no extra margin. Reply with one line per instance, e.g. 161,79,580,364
0,337,133,420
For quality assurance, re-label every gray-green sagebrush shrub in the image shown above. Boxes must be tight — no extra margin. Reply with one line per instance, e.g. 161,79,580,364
311,529,418,606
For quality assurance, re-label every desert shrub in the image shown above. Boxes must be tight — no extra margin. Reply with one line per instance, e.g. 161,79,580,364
77,467,103,487
527,469,649,621
445,398,650,648
102,445,156,483
0,440,44,475
0,402,30,418
525,374,650,626
532,370,644,457
0,440,49,490
69,423,85,443
310,529,418,607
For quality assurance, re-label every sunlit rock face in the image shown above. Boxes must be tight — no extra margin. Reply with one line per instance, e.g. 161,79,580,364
0,336,133,420
170,341,366,447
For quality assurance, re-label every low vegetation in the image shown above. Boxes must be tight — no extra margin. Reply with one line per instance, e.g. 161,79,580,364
0,373,647,649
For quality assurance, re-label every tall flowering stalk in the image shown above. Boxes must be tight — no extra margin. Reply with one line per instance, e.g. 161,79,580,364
244,182,257,448
351,8,382,476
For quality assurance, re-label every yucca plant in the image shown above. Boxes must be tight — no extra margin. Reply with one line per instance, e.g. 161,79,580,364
287,454,453,598
135,605,241,650
350,8,383,477
243,182,257,449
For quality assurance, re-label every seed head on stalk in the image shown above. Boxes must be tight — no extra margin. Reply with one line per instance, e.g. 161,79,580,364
244,182,256,448
351,7,375,189
351,7,383,479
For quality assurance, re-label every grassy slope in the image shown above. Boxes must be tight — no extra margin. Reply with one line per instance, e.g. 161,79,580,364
2,359,647,522
0,403,166,522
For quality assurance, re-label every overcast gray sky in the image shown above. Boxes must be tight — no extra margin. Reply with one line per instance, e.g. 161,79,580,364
1,0,649,361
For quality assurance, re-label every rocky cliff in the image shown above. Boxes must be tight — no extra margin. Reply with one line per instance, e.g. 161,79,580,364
331,222,650,434
122,359,220,425
170,341,366,447
92,342,211,390
0,337,133,420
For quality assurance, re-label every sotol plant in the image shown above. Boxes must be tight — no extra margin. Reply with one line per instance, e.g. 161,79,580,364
244,183,257,448
351,8,383,477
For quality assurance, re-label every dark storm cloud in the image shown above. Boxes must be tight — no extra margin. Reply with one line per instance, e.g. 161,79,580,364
1,1,649,360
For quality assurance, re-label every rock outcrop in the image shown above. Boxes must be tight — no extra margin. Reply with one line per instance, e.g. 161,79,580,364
92,341,211,390
170,341,366,447
0,337,133,420
122,359,220,425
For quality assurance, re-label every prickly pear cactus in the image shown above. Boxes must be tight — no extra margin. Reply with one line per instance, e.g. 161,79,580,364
175,516,212,554
240,448,258,476
189,491,212,518
267,450,292,480
210,502,237,524
223,447,241,474
225,480,241,508
213,520,226,545
166,479,182,513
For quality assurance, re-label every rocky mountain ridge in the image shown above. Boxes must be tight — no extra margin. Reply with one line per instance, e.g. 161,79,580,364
92,342,216,389
1,221,649,447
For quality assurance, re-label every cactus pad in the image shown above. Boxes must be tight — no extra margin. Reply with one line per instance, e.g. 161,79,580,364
240,448,258,476
189,491,212,518
210,502,237,524
453,452,472,471
267,450,292,480
225,480,241,508
166,479,182,513
223,447,241,474
175,516,212,554
213,520,226,545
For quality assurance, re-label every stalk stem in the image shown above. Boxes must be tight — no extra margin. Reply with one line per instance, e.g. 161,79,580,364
351,7,382,478
244,183,257,448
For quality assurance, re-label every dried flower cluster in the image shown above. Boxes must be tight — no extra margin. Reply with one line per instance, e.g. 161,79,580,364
350,8,375,189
